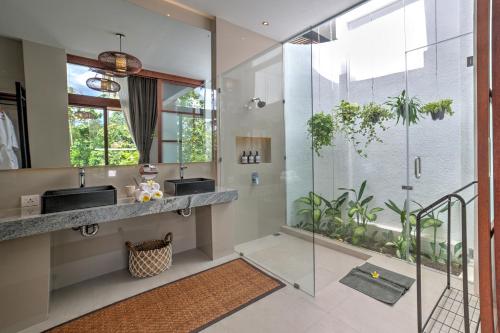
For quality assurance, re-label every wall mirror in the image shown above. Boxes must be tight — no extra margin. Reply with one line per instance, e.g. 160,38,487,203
0,0,213,171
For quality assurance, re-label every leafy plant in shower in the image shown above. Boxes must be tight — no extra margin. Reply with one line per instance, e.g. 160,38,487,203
385,90,422,125
295,191,348,238
384,199,421,261
295,192,321,232
338,180,384,245
322,192,349,239
295,192,331,234
307,112,337,157
413,200,452,262
421,99,454,121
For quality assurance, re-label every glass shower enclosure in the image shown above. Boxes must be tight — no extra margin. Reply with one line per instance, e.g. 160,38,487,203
219,0,475,298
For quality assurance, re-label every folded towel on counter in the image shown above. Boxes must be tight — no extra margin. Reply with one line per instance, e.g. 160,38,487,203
135,190,151,203
139,182,151,192
135,180,163,202
139,181,161,192
152,190,163,199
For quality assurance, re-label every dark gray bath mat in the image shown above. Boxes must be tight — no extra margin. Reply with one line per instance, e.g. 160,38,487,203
340,262,415,305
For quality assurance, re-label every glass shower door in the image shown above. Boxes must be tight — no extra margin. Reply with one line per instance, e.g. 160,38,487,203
405,0,475,268
219,44,316,296
404,0,476,325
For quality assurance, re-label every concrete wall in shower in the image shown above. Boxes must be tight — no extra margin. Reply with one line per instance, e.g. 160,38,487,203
219,46,285,245
284,0,476,243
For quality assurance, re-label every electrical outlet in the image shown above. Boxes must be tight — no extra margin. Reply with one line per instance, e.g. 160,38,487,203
21,194,40,207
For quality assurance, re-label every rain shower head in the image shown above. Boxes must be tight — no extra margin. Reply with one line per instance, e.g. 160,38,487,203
250,97,266,108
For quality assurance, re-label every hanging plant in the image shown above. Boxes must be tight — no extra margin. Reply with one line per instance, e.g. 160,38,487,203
335,100,361,149
307,112,336,156
421,99,454,120
335,101,392,158
385,90,422,125
358,103,393,156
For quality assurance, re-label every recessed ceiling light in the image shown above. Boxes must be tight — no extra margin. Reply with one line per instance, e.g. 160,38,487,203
262,21,269,26
166,13,171,17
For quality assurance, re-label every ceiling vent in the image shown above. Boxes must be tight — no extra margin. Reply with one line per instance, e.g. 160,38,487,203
289,20,336,45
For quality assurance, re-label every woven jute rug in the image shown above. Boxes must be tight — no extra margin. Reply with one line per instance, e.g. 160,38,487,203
45,258,285,333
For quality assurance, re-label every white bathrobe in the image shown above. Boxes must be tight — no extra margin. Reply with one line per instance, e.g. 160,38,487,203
0,112,20,169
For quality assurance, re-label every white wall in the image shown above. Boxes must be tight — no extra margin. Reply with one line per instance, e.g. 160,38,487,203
0,36,24,94
215,18,277,76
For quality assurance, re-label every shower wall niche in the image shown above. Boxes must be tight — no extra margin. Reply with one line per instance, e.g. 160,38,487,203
235,136,272,163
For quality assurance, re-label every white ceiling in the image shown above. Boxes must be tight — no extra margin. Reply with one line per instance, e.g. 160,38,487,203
0,0,212,81
174,0,363,41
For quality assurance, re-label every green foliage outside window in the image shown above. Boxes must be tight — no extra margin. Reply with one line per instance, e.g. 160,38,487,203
180,116,212,162
68,107,139,167
169,87,212,163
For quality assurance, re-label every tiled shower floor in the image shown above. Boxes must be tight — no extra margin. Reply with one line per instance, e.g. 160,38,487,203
234,232,365,295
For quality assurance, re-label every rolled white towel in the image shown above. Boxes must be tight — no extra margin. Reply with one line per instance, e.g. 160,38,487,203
139,182,151,192
151,190,163,200
150,182,160,192
135,189,152,203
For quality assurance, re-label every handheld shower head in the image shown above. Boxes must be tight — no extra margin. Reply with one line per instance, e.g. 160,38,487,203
250,97,266,109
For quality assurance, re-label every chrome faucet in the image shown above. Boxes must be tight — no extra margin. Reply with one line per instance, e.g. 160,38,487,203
79,168,85,188
179,163,188,181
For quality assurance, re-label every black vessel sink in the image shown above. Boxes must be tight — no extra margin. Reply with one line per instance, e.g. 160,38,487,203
164,178,215,196
41,185,117,214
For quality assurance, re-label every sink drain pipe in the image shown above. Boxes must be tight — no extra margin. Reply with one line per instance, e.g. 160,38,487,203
73,224,100,237
177,197,192,217
177,207,192,217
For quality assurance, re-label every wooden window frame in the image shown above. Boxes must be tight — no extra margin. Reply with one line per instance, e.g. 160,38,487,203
67,54,204,87
157,79,214,163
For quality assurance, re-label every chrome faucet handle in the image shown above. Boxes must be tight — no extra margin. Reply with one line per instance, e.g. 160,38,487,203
179,164,188,180
79,168,85,188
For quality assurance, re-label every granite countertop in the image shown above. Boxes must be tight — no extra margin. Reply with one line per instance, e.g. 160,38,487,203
0,188,238,242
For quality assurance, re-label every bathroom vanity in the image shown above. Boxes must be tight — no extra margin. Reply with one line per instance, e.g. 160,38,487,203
0,188,237,242
0,188,238,333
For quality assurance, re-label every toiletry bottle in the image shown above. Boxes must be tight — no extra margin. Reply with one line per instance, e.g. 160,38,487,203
240,151,248,164
255,151,261,163
248,151,254,164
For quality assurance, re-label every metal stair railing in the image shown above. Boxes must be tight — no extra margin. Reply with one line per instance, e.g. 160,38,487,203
416,181,478,333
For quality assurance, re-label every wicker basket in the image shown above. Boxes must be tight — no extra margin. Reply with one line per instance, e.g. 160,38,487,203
125,232,173,278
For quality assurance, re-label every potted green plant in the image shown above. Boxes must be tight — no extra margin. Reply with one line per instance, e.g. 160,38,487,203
358,103,393,156
335,101,392,157
385,90,422,125
306,112,336,157
362,102,393,124
336,100,361,125
421,99,454,120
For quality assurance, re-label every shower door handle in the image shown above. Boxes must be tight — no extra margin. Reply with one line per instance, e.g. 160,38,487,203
414,156,422,179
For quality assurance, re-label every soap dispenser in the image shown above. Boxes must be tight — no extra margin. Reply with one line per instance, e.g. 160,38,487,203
240,151,248,164
255,151,261,164
248,151,254,164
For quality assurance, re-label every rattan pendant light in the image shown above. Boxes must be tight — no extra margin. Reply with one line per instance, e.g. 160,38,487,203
97,33,142,76
86,75,121,93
